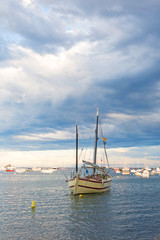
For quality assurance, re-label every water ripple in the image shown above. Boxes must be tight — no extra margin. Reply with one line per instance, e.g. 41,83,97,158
0,172,160,239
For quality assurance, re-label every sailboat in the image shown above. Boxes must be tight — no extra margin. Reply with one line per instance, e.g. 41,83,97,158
68,108,112,195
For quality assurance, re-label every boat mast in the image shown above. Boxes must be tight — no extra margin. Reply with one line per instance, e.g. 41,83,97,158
76,123,78,173
93,108,99,165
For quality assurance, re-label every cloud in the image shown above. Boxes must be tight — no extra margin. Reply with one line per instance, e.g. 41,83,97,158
0,0,160,167
0,149,76,167
14,129,75,141
0,145,159,168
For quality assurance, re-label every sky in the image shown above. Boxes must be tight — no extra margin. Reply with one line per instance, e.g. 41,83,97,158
0,0,160,168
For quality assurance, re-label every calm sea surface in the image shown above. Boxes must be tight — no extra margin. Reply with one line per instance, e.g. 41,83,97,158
0,170,160,240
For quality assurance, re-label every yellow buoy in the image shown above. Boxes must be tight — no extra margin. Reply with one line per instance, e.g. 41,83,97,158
117,176,119,179
79,194,83,197
31,201,36,208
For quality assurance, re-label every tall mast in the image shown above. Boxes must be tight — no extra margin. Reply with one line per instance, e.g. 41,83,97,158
93,108,99,165
76,123,78,173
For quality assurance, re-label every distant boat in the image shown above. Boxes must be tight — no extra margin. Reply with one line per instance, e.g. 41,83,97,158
5,164,15,172
145,167,151,171
135,171,142,176
52,168,58,171
156,167,160,174
15,168,26,173
122,168,130,175
150,169,156,175
141,170,149,178
32,167,41,172
68,108,112,195
26,168,34,172
6,167,15,172
41,168,55,174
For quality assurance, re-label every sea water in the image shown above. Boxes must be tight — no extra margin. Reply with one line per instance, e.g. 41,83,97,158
0,170,160,240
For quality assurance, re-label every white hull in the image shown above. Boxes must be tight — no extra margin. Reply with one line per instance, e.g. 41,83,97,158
122,168,130,175
142,174,149,178
156,167,160,174
32,167,41,172
122,171,130,175
69,174,112,195
142,171,149,178
135,172,142,176
150,170,156,175
15,168,26,173
41,169,54,173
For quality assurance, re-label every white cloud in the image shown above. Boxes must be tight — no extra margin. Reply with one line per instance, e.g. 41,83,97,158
0,145,159,168
0,149,76,168
107,112,160,126
22,0,32,7
107,113,135,121
107,145,160,168
14,129,75,141
0,0,159,153
0,44,93,105
0,36,159,116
